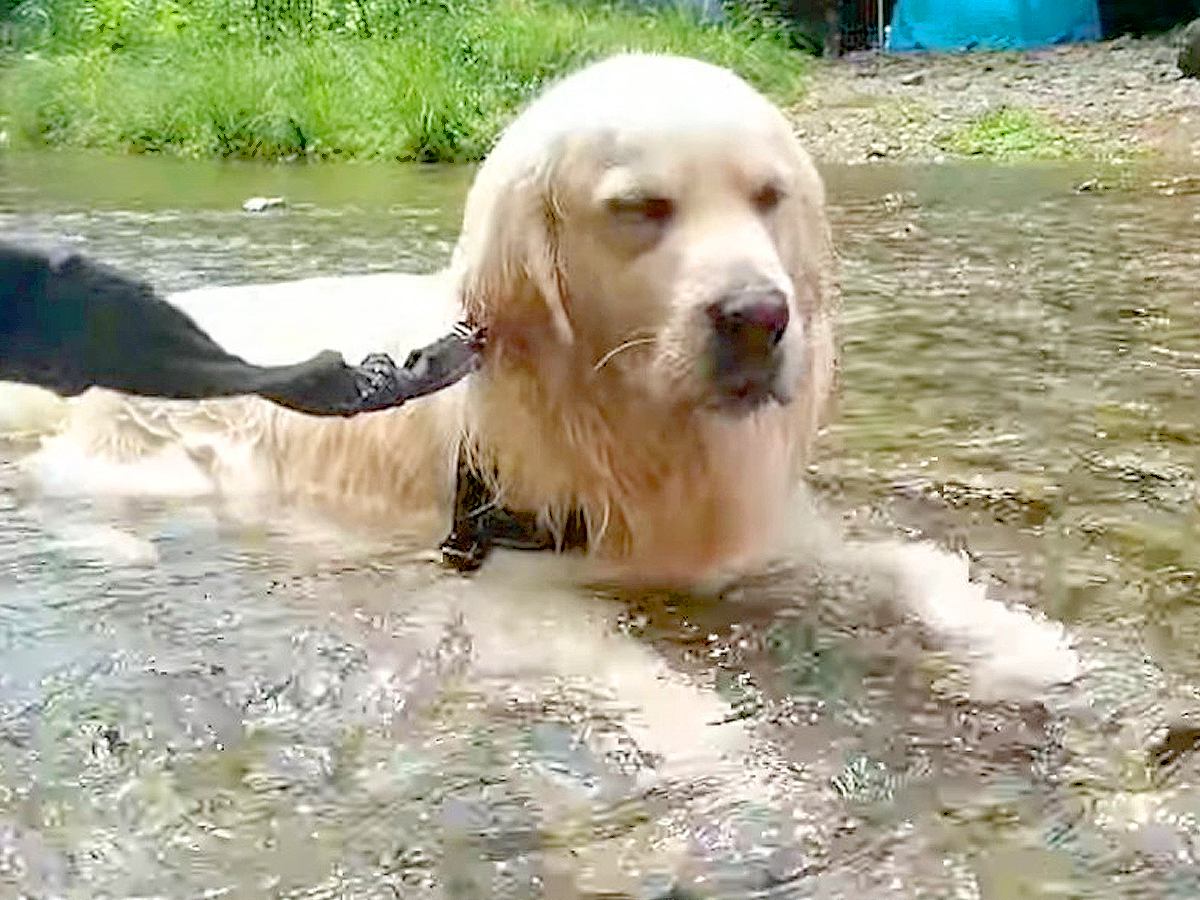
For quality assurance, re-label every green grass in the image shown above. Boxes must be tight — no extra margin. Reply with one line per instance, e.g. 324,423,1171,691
0,0,811,162
937,104,1080,161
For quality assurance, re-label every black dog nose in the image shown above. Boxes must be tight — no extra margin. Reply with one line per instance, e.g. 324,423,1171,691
707,290,790,348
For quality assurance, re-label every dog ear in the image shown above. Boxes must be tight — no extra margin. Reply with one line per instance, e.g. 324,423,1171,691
779,150,842,461
455,160,575,347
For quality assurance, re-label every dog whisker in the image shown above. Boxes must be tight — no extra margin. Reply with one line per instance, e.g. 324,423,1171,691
593,336,657,372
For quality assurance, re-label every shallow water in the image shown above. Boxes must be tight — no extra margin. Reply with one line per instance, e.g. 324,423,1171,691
1,150,1199,898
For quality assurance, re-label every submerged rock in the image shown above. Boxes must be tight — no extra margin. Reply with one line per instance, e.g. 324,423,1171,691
1180,19,1200,78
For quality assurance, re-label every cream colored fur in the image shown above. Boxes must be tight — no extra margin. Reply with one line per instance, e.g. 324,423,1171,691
3,53,839,588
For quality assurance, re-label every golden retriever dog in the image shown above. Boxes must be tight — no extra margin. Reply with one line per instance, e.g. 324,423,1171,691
7,52,839,589
4,52,1086,720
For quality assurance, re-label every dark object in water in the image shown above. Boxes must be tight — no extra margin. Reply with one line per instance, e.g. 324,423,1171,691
1180,18,1200,78
1149,718,1200,772
440,448,588,572
0,240,484,417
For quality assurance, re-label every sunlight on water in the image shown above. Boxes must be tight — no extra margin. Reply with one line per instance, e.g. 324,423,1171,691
1,151,1198,897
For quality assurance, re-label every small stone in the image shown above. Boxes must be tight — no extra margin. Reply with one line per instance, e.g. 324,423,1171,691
888,222,923,239
242,196,286,213
898,70,926,86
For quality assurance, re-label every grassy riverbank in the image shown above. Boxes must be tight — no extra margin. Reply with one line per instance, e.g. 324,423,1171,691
0,0,809,162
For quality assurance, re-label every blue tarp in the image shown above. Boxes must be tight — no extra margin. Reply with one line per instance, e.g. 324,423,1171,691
887,0,1102,52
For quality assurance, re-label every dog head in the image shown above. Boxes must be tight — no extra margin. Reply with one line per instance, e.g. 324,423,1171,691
455,53,837,420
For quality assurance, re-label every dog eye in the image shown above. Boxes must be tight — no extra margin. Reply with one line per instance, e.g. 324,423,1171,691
607,196,675,225
753,183,786,213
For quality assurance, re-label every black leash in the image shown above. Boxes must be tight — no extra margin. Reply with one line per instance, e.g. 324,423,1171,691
1,239,578,571
0,240,485,417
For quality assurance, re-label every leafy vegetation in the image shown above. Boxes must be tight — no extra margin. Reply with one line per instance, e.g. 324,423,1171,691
937,104,1080,160
0,0,811,162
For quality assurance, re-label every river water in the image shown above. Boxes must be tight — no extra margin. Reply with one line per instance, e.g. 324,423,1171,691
0,151,1198,898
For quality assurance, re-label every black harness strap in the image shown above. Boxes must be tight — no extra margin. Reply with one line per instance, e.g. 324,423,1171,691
440,446,589,572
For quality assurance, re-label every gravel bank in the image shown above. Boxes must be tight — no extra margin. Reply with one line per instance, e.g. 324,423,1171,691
790,33,1200,165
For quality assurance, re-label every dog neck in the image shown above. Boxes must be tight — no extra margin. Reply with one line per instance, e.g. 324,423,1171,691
463,325,798,584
